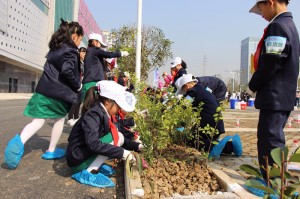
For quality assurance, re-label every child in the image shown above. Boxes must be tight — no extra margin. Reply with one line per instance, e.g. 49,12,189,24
170,57,187,92
248,0,299,178
66,80,142,188
67,47,87,127
82,33,129,100
175,74,242,158
4,19,84,169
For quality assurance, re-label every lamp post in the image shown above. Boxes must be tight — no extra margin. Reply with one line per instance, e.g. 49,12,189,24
135,0,142,81
226,70,236,92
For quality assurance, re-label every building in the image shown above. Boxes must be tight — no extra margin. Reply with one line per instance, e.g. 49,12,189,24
0,0,103,93
102,30,116,49
240,37,259,86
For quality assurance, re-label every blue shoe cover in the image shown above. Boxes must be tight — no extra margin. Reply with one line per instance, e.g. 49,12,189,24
72,169,115,188
243,178,278,199
209,135,232,159
99,164,115,176
42,148,65,160
176,127,185,132
232,134,243,156
4,134,24,169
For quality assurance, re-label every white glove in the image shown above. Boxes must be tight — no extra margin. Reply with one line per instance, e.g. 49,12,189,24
121,51,129,57
77,83,83,91
123,150,136,161
138,144,144,151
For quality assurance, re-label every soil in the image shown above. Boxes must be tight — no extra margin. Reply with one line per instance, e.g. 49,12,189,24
140,145,223,199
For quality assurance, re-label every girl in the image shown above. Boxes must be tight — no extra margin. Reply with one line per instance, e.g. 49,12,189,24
4,19,84,169
82,33,129,100
170,57,187,92
66,80,142,188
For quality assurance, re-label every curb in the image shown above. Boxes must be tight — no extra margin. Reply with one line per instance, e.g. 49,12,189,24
124,161,259,199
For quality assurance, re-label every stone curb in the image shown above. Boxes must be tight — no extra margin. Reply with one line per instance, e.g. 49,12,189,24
124,161,260,199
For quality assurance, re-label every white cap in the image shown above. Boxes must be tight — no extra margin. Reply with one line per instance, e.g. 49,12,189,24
96,80,136,112
88,33,108,47
249,0,267,15
105,58,118,68
175,74,198,96
170,57,182,68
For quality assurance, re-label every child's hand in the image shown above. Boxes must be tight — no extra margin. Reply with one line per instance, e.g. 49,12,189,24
123,150,136,162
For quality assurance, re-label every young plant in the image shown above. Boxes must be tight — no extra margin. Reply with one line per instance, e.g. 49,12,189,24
240,146,300,199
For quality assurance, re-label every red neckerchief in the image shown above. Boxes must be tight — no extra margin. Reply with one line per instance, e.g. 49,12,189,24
254,27,268,71
109,117,119,146
118,110,125,120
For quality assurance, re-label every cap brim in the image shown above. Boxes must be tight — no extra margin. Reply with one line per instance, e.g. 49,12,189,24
100,42,108,47
249,4,261,15
170,63,177,68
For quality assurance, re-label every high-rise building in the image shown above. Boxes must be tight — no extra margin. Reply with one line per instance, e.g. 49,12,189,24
0,0,103,93
240,37,259,86
102,30,116,49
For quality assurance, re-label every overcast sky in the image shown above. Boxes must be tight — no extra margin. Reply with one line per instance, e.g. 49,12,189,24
84,0,300,84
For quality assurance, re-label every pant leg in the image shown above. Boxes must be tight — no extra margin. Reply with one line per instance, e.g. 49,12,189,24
68,104,76,120
257,109,290,178
73,102,81,119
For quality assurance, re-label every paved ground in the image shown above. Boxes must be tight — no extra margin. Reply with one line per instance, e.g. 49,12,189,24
1,93,300,198
0,98,123,199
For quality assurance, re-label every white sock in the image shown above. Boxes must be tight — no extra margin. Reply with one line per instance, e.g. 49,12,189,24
87,155,108,172
20,118,45,144
47,118,65,152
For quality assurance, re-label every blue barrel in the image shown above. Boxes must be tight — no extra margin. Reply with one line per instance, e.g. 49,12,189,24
248,99,254,107
230,99,236,109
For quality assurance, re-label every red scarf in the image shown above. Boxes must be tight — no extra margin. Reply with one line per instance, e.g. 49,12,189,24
254,27,268,71
109,117,119,146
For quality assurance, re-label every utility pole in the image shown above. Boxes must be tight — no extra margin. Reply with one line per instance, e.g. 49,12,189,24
225,70,236,92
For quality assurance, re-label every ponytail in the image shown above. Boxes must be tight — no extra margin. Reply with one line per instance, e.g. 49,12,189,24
48,19,84,50
181,60,187,69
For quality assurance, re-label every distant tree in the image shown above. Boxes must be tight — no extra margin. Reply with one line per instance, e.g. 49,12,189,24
111,25,173,80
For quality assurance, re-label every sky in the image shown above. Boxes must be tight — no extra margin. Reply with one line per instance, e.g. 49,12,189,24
84,0,300,84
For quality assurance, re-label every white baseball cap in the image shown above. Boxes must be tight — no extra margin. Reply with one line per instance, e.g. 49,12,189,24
175,74,198,96
96,80,136,112
88,33,108,47
170,57,182,68
249,0,267,15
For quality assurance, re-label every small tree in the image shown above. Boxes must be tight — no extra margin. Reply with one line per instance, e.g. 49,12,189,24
111,25,173,80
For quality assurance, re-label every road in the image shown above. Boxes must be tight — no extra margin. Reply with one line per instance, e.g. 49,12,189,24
0,99,121,199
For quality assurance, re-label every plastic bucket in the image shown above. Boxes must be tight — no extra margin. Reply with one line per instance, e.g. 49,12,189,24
230,99,236,109
248,99,254,107
241,103,247,110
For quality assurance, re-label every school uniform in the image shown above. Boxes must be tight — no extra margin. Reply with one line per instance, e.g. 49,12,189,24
26,43,81,118
196,76,227,103
185,84,226,151
66,102,140,169
171,68,187,91
249,12,300,172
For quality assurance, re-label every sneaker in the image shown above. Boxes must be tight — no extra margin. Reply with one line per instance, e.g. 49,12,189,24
209,135,232,159
232,134,243,156
42,148,65,160
4,134,24,169
67,119,75,127
72,169,115,188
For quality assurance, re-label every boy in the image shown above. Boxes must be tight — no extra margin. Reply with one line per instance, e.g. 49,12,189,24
248,0,299,177
175,74,242,158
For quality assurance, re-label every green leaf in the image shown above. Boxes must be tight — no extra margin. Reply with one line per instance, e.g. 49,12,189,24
289,154,300,162
239,164,263,178
245,179,276,195
271,147,288,168
284,186,297,197
269,167,281,178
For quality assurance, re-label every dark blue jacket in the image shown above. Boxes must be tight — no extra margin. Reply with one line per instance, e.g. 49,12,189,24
196,76,227,103
66,102,140,167
172,68,187,91
249,12,300,111
35,43,81,104
185,84,225,134
83,47,121,83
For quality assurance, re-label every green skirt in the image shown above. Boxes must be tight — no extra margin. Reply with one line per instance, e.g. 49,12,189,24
82,82,97,101
23,93,71,119
70,133,114,174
